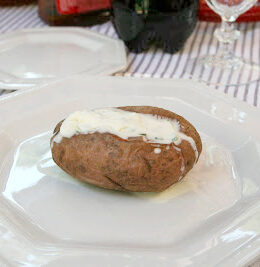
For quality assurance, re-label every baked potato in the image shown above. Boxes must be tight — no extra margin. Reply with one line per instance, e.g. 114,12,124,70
51,106,202,192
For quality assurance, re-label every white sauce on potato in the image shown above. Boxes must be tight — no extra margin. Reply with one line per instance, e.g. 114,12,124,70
154,148,161,154
54,108,198,161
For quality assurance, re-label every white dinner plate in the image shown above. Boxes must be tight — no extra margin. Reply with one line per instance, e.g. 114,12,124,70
0,76,260,267
0,28,127,90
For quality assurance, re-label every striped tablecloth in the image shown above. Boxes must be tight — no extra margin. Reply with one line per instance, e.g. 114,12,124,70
0,4,260,108
0,4,260,267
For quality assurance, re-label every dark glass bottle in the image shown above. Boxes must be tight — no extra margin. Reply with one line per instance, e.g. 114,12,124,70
112,0,199,53
0,0,35,5
38,0,112,26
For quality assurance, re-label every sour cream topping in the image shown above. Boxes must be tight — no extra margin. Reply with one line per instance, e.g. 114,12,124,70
54,108,198,161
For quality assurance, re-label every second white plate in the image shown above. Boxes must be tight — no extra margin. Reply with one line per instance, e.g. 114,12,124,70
0,27,127,90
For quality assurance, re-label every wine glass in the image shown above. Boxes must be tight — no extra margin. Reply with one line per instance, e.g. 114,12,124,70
188,0,260,86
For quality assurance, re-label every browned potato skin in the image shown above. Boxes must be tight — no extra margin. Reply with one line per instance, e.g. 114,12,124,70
51,106,202,192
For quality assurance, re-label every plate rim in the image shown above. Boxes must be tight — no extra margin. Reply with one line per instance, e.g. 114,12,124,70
1,75,259,116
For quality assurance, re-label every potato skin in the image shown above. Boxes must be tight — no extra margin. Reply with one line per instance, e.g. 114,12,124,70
51,106,202,192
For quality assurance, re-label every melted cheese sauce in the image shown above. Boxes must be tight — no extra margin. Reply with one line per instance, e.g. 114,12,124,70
54,108,198,160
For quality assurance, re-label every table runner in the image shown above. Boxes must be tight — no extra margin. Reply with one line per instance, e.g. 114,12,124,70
0,4,260,267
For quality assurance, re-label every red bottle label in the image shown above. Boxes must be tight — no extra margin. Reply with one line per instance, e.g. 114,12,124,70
56,0,112,15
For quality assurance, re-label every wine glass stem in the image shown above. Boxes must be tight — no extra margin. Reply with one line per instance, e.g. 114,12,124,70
217,20,238,59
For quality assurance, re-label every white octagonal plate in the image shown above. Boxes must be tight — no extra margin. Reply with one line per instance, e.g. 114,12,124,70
0,28,127,90
0,76,260,267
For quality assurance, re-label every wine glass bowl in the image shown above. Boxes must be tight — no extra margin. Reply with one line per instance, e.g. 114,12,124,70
188,0,260,86
206,0,258,21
